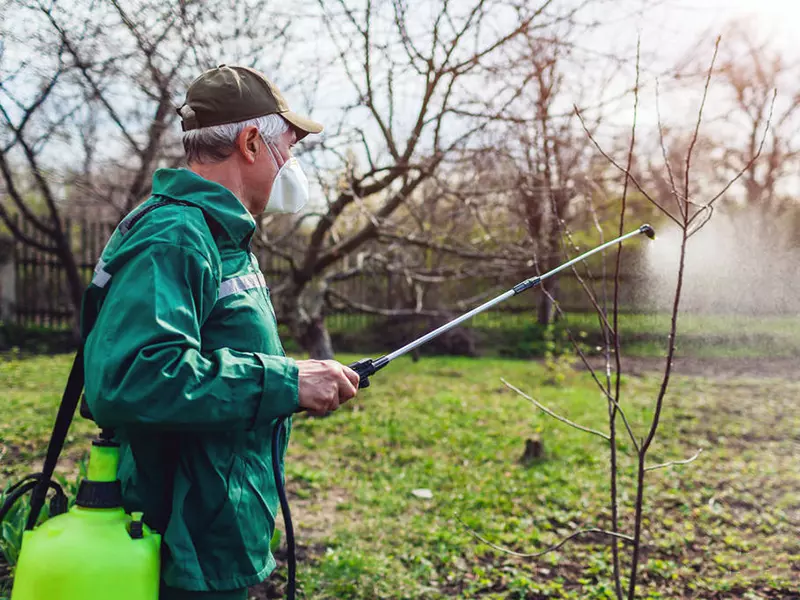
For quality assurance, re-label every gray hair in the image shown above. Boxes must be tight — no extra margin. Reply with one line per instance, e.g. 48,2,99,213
182,113,289,164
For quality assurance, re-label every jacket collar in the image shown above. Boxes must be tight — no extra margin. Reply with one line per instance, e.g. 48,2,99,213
151,168,256,246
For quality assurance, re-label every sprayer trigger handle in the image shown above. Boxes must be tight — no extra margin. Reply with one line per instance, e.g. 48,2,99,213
348,358,375,389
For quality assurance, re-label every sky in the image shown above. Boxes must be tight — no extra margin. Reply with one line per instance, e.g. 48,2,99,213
571,0,799,115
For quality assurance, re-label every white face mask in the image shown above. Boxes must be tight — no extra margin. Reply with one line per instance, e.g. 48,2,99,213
263,138,309,214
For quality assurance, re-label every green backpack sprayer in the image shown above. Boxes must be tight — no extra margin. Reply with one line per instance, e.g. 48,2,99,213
0,349,161,600
1,224,654,600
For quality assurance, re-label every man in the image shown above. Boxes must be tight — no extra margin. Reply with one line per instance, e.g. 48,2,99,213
82,65,359,600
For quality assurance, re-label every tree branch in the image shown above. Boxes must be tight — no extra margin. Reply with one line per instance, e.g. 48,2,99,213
689,89,776,223
645,448,703,472
40,5,144,155
310,170,431,277
610,37,641,600
575,107,681,227
655,79,684,220
326,287,448,318
502,379,610,441
456,514,634,558
0,207,58,254
683,37,720,214
0,140,56,237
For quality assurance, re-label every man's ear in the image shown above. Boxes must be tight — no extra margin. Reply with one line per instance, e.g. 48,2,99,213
237,126,261,165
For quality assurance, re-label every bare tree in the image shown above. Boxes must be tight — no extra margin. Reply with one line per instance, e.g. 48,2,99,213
492,21,629,325
256,0,607,358
0,0,295,322
655,21,799,213
713,23,799,211
462,37,774,598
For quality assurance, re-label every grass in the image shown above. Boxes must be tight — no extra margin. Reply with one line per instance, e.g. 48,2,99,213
2,352,798,598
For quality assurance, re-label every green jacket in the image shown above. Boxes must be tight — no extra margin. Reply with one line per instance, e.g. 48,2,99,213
81,168,299,591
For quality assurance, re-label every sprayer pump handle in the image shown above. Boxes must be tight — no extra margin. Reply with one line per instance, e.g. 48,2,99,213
348,358,377,389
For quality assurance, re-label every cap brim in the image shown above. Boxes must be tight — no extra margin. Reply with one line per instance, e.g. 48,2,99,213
281,110,323,140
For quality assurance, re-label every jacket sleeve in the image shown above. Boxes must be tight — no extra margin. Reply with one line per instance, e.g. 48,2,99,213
84,242,299,431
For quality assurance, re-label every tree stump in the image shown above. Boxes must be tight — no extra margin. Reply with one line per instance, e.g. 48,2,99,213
519,435,544,465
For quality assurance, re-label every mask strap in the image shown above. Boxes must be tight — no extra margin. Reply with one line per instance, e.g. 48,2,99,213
260,133,288,171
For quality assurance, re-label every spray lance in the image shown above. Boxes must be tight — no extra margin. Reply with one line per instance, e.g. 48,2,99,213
272,223,656,599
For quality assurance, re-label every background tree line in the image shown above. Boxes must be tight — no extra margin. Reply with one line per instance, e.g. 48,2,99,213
1,0,798,358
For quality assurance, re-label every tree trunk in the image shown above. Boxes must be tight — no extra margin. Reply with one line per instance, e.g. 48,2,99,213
537,189,568,326
285,279,336,360
301,316,335,360
537,277,558,325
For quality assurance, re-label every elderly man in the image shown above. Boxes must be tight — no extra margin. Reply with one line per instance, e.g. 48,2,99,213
81,65,359,600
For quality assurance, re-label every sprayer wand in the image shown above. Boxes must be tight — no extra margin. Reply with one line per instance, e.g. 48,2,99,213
347,223,655,387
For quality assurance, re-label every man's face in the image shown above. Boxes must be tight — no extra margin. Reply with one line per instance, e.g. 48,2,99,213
242,126,297,215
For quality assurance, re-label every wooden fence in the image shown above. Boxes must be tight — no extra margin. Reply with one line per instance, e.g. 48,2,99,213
12,216,116,327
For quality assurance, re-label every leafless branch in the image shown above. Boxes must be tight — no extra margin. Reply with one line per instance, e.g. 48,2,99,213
608,38,642,599
575,107,681,228
687,204,714,238
502,379,610,441
542,299,641,452
326,287,448,318
655,79,684,220
378,231,516,262
0,142,56,236
0,207,58,254
683,37,720,214
39,6,144,155
456,514,634,558
645,448,703,472
689,89,777,223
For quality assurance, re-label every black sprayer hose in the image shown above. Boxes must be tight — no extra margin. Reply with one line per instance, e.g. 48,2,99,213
0,478,67,524
271,416,296,600
0,480,39,523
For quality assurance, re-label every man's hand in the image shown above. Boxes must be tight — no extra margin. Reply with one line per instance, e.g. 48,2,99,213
296,360,360,416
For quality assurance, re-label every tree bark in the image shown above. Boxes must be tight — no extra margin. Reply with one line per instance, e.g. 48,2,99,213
536,189,568,325
537,276,558,325
285,280,336,360
301,316,335,360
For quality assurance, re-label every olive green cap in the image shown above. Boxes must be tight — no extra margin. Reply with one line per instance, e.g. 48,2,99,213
177,64,323,140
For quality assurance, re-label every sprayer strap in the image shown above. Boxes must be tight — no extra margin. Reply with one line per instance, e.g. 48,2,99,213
26,347,85,530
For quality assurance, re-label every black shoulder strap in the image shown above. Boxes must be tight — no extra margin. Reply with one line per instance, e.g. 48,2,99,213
119,197,224,241
26,348,85,529
26,198,222,530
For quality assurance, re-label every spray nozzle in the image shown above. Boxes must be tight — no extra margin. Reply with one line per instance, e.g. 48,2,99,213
640,224,656,240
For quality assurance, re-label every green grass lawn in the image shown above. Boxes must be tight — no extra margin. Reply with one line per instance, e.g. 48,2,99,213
1,353,798,599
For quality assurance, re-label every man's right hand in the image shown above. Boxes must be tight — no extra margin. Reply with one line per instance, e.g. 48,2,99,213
296,360,360,416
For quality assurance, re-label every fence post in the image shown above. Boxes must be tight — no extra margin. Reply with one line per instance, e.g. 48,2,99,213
0,235,15,322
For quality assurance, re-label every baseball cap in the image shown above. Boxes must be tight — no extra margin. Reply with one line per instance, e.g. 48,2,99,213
177,65,323,140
